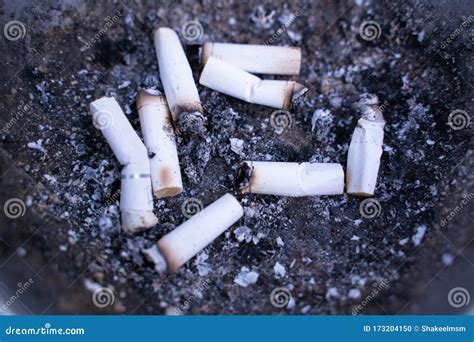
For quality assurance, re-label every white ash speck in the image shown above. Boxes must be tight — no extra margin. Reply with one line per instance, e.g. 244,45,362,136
311,109,333,138
441,253,454,266
276,236,284,247
27,139,47,153
412,225,427,246
399,238,409,246
16,247,27,257
44,174,57,185
351,235,360,241
273,262,286,278
301,305,311,314
234,226,252,243
234,267,259,287
229,138,244,156
348,288,362,300
326,287,340,301
195,252,210,277
250,5,275,29
287,296,296,309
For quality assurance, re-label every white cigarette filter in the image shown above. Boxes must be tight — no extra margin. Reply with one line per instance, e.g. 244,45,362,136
154,27,205,135
201,42,302,75
239,161,344,197
199,57,305,109
137,89,183,197
346,94,386,196
90,97,158,234
144,194,243,273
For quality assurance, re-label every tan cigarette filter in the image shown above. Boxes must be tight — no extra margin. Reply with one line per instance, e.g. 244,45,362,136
154,27,205,134
199,57,305,109
90,97,158,234
201,42,302,75
137,89,183,197
144,193,243,273
240,161,344,197
346,108,385,196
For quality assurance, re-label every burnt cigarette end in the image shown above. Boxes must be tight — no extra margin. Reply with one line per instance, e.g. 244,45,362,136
176,110,207,135
201,42,213,65
283,82,307,109
237,161,254,192
143,245,168,273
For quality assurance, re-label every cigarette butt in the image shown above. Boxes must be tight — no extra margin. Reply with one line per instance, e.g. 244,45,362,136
144,193,243,273
238,161,344,197
90,97,158,234
154,27,205,135
199,57,305,109
137,89,183,197
346,95,385,196
201,42,301,75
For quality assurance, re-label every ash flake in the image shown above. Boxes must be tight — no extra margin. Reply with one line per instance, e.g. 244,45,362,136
234,267,259,287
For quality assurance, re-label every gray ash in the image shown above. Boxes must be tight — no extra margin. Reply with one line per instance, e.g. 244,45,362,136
0,0,472,316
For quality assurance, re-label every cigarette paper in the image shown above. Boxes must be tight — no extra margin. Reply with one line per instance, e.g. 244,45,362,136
144,193,243,273
346,95,385,196
137,89,183,197
201,42,301,75
239,161,344,196
199,57,305,109
154,27,205,135
90,97,158,234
